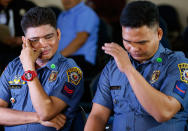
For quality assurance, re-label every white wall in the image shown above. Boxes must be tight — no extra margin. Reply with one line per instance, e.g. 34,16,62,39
128,0,188,30
29,0,188,29
29,0,63,9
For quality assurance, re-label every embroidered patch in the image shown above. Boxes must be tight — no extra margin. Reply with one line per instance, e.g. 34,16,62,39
178,63,188,83
150,70,160,84
66,67,82,85
173,80,187,98
49,71,58,82
61,82,75,98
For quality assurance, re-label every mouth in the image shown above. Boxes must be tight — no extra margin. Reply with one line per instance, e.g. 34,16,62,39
42,50,50,55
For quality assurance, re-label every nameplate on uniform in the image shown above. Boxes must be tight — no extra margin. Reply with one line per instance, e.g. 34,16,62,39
110,86,121,90
9,85,22,89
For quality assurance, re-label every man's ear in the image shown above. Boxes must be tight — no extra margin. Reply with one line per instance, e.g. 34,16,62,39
57,28,61,41
22,36,26,43
158,27,163,41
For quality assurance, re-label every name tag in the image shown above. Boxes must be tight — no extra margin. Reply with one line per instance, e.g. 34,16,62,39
9,85,21,89
110,86,121,90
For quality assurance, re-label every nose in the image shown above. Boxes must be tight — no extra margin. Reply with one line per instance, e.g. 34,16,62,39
39,38,48,47
130,43,139,52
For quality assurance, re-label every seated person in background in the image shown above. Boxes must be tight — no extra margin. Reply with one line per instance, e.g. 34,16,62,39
57,0,99,77
85,1,188,131
0,0,36,72
0,7,84,131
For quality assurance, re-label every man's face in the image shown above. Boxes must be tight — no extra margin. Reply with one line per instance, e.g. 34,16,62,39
24,24,60,61
122,25,163,63
61,0,80,10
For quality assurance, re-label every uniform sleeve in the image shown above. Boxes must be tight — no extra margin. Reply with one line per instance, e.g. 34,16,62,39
0,64,11,103
160,58,188,110
92,61,113,110
50,67,84,108
75,10,99,34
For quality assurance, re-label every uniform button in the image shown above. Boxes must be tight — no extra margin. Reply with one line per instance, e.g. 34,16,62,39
126,126,131,131
113,99,118,104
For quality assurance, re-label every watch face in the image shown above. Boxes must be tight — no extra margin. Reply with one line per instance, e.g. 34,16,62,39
25,72,32,80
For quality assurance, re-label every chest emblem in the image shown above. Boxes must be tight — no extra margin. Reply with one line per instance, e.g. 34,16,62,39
49,71,58,82
178,63,188,83
150,70,160,84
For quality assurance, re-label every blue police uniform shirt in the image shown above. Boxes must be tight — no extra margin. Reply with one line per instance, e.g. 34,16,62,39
0,52,84,131
93,44,188,131
57,2,99,65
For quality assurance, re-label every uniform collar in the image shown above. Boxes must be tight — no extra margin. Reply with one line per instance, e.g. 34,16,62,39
130,43,165,66
38,51,63,71
149,43,165,63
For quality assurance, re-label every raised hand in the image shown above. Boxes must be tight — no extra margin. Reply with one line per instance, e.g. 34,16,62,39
102,42,132,73
20,38,41,71
40,114,66,130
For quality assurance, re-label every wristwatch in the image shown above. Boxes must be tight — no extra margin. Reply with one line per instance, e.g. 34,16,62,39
21,70,37,81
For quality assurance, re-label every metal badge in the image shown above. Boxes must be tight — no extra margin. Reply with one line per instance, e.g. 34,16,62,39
150,70,160,84
10,97,16,104
49,71,58,82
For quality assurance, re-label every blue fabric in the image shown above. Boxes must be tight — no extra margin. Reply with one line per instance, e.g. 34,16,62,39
57,2,99,65
93,43,188,130
0,52,84,131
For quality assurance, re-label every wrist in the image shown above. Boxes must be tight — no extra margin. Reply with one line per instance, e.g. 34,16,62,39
23,65,35,71
34,113,41,123
21,70,37,81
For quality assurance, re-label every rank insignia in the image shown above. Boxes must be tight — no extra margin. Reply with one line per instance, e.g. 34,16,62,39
178,63,188,83
9,75,25,89
150,70,160,84
66,67,82,85
174,80,187,98
49,71,58,82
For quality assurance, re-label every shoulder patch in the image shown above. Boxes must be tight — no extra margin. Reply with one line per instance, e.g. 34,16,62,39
173,80,187,98
66,67,82,85
178,63,188,83
61,82,75,98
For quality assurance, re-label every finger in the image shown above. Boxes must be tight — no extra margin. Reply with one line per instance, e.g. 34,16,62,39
44,121,60,130
22,39,26,49
22,43,26,49
59,114,66,120
56,115,66,129
25,39,31,48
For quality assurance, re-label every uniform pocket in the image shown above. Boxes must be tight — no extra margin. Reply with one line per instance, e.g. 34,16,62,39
10,85,27,107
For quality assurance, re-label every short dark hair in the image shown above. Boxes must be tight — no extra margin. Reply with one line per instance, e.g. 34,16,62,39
120,1,159,28
21,7,57,34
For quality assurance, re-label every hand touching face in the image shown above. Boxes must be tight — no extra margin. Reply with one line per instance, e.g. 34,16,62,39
20,38,42,71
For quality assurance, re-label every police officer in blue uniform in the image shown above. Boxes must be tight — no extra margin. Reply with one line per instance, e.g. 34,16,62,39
85,1,188,131
0,7,84,131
